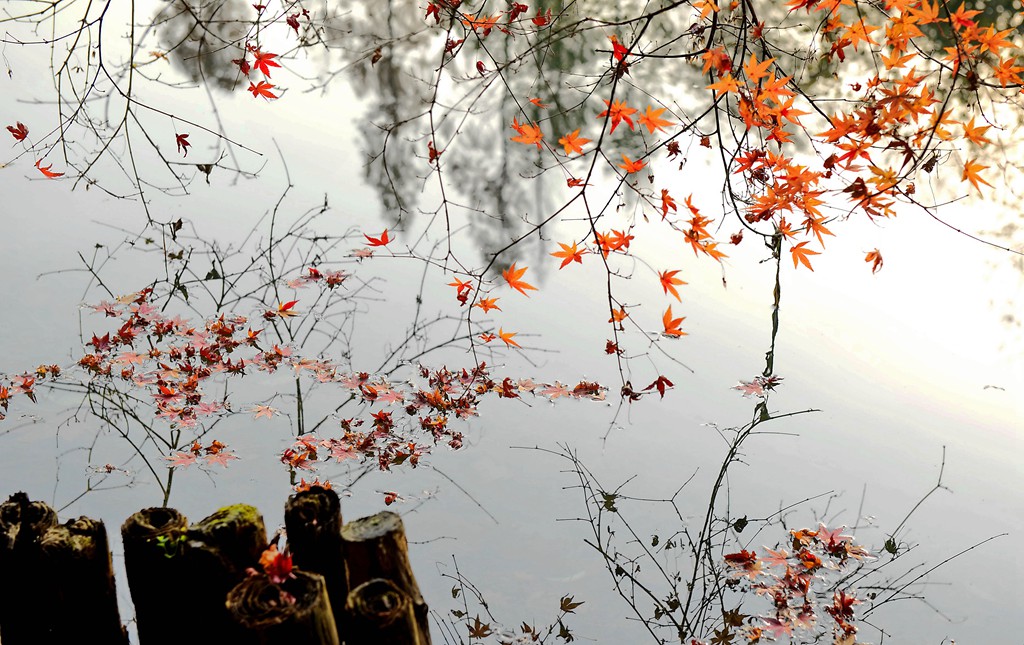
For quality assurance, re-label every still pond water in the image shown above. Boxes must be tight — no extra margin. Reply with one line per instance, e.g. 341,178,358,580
1,2,1022,643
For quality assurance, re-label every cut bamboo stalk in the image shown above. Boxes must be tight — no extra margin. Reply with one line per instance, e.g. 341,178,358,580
345,578,423,645
121,507,191,645
39,516,128,643
284,486,347,626
227,570,339,644
341,512,431,644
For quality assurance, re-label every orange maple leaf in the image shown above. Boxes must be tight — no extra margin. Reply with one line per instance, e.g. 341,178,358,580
662,306,687,337
498,328,521,348
35,159,64,178
970,26,1011,54
742,54,774,83
660,189,677,219
701,47,732,75
638,106,675,133
881,49,915,70
448,277,473,304
248,81,278,99
558,129,591,155
462,13,501,35
701,241,728,261
694,0,719,20
529,97,550,108
551,241,588,269
597,229,635,255
502,262,538,296
960,117,991,146
364,229,392,247
948,2,981,31
619,154,646,174
962,158,993,193
658,270,687,301
608,308,628,325
510,118,543,148
777,217,797,239
706,73,740,96
803,215,834,247
790,241,820,271
597,99,638,134
252,404,278,419
845,19,878,51
474,297,502,313
992,57,1024,87
448,277,473,292
864,249,883,274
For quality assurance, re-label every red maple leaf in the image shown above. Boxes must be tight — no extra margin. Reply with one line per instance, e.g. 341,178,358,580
248,81,278,99
259,544,295,584
175,133,190,156
609,35,629,62
232,57,251,75
532,9,552,26
89,333,112,352
364,229,392,247
35,159,64,178
252,49,281,77
643,375,674,398
7,122,28,142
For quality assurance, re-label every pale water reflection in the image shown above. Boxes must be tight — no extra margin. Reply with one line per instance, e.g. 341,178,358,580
0,1,1022,643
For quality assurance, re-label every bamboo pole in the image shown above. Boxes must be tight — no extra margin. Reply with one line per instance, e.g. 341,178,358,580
0,494,61,644
341,512,432,644
123,504,268,644
345,578,423,645
38,516,128,643
284,486,347,626
121,507,192,645
184,504,269,643
226,570,339,644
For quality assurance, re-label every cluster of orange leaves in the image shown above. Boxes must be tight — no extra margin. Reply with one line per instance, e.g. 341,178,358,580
410,0,1022,383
